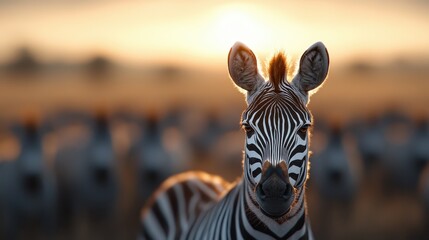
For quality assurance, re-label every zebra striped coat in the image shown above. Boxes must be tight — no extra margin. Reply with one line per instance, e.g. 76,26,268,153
139,41,330,240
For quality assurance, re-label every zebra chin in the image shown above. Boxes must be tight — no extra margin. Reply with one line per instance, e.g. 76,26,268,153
255,162,295,217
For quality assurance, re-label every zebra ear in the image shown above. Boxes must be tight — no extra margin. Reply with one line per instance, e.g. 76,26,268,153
228,42,264,95
292,42,329,103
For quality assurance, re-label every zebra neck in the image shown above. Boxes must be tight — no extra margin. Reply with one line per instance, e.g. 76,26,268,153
239,180,311,239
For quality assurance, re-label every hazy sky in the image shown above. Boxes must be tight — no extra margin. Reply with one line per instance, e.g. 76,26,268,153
0,0,428,67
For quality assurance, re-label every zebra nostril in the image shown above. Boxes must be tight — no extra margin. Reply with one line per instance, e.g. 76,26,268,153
256,184,266,200
282,184,292,200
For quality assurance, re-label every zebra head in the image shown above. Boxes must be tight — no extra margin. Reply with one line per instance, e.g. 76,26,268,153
228,42,329,217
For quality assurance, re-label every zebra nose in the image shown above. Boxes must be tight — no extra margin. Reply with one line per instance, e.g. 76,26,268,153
257,174,292,200
255,161,294,217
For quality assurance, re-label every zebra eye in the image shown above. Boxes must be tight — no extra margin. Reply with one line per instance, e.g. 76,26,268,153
242,124,255,136
298,125,309,137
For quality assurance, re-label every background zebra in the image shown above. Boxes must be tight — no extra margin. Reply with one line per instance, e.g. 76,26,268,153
139,41,330,240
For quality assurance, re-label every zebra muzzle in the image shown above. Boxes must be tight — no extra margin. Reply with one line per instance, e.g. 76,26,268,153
256,161,295,217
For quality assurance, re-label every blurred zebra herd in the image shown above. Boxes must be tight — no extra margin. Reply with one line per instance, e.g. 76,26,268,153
0,107,429,239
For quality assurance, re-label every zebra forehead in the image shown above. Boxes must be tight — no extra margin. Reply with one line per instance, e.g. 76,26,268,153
242,84,310,123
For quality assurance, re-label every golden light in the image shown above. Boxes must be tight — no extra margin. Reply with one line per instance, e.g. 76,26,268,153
206,3,274,58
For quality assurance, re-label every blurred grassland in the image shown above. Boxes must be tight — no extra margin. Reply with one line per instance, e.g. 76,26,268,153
0,64,428,122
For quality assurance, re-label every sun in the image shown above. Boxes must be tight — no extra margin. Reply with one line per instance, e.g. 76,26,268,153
209,3,273,55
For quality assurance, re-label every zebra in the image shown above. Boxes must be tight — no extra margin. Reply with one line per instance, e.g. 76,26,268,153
139,41,330,239
1,117,57,239
53,109,119,238
311,121,360,202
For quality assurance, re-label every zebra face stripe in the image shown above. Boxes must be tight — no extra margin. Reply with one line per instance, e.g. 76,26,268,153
242,82,311,188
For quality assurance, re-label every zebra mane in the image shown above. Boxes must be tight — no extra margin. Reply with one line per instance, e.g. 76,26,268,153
267,52,295,92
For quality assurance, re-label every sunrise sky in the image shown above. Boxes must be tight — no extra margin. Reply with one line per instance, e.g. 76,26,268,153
0,0,428,68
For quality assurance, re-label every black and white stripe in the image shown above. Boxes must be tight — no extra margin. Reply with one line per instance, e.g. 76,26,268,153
139,172,229,240
242,81,311,188
139,41,329,239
